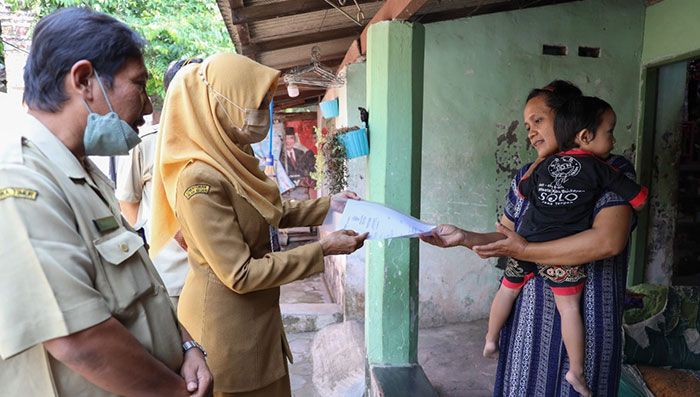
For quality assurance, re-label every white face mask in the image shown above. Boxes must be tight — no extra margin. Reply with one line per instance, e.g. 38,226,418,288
201,70,270,144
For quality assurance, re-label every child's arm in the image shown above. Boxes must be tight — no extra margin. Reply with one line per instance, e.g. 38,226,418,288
517,157,546,198
598,161,648,210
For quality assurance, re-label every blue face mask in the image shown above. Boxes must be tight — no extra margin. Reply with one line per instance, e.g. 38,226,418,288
82,70,141,156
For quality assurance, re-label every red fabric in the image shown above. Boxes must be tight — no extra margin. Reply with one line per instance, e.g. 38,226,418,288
501,271,535,290
285,120,318,154
558,148,595,156
629,186,648,209
551,283,585,296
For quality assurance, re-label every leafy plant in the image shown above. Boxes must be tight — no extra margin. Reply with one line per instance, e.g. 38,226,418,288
314,125,364,195
320,126,352,195
7,0,232,108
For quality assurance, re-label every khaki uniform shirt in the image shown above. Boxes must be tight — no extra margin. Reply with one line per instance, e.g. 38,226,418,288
175,160,329,394
0,116,183,396
116,127,189,297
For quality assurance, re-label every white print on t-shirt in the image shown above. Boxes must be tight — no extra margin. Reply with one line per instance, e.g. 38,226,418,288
547,156,581,188
537,156,584,206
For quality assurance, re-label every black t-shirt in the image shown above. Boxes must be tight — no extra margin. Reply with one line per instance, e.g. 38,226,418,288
518,149,647,242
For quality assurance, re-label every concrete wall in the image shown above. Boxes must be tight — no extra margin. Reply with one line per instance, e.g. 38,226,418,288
324,62,368,321
418,0,645,325
642,0,700,66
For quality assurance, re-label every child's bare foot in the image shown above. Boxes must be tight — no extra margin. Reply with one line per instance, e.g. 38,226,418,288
565,371,591,397
483,340,499,359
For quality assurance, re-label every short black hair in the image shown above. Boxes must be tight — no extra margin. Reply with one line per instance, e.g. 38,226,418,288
526,80,583,113
23,7,146,112
163,58,203,92
555,96,613,151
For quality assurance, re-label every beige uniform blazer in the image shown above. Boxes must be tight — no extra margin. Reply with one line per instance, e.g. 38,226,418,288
175,160,329,393
0,116,183,396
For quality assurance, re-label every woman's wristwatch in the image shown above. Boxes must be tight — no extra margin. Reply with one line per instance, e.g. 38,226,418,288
182,340,207,358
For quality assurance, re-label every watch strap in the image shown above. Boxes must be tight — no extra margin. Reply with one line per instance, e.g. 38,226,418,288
182,340,207,357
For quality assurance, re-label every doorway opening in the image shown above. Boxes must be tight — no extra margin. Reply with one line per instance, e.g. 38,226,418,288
673,59,700,285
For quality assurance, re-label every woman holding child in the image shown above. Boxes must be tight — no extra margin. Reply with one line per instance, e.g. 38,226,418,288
422,81,637,396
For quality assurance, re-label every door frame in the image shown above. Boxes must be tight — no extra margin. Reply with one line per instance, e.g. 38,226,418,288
629,49,700,286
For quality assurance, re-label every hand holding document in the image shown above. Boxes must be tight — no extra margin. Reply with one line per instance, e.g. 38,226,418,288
335,199,435,240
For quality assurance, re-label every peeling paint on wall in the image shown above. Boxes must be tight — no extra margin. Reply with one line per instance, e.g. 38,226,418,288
494,120,525,218
644,61,685,285
622,143,636,165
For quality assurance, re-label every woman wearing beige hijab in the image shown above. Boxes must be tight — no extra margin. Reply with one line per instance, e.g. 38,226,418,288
150,53,367,396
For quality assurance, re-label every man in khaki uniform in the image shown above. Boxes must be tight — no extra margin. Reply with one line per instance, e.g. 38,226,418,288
0,8,211,396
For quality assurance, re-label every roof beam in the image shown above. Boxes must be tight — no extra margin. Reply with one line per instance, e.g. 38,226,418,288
273,83,333,97
241,26,363,56
274,89,326,107
233,0,382,24
359,0,430,53
338,39,362,73
278,58,344,76
274,95,323,110
277,112,318,121
228,0,256,59
271,53,346,72
275,87,326,98
334,0,429,73
414,0,581,24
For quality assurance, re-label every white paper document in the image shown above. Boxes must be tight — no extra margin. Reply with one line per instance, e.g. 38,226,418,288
336,200,435,240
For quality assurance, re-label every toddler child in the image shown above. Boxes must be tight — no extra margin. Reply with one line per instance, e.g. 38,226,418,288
483,96,647,397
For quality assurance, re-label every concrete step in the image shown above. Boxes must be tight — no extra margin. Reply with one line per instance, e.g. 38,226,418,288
281,274,341,333
282,303,343,333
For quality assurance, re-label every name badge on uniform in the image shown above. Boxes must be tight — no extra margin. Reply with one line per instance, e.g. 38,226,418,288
0,187,38,201
184,184,211,199
93,216,119,233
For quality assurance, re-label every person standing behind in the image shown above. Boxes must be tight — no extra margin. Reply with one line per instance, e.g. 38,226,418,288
117,58,203,306
0,8,211,396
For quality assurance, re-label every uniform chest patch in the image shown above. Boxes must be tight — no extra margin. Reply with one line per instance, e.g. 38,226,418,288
184,184,211,199
0,187,38,201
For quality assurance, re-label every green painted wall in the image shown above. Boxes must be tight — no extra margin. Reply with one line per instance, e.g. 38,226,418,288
642,0,700,67
366,21,424,365
324,62,368,323
418,0,646,324
343,63,367,128
342,63,368,322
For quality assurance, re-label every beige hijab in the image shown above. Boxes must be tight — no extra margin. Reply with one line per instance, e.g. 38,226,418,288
150,52,282,256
